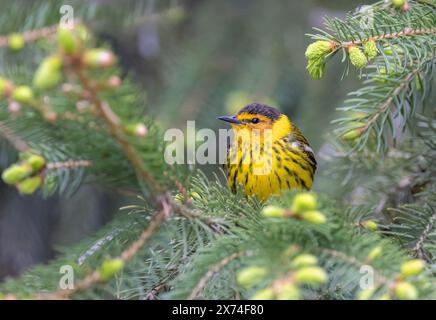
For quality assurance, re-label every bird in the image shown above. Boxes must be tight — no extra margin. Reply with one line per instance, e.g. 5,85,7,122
218,103,316,201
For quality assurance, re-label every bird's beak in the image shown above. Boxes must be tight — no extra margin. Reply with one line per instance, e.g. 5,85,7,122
217,115,242,124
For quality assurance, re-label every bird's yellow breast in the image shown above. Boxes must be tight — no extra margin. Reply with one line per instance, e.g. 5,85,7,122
226,116,316,201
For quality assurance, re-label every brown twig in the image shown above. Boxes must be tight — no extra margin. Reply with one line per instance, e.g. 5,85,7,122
37,199,171,300
362,63,430,134
412,211,436,260
339,27,436,49
0,20,83,48
0,121,29,151
188,251,247,300
46,160,92,170
74,68,162,197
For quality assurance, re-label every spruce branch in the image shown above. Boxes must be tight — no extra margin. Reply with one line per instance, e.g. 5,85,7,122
0,24,59,48
0,121,29,152
73,67,163,197
322,248,393,287
46,159,92,170
413,210,436,259
338,27,436,49
188,251,248,300
36,198,171,300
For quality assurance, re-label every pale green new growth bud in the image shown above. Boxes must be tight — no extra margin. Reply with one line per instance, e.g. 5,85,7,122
261,205,285,218
57,27,77,54
366,246,383,261
8,33,24,51
362,220,378,231
237,266,267,288
358,287,376,300
100,258,125,281
250,288,274,300
294,267,328,285
291,254,318,268
0,77,10,97
27,154,46,171
33,55,63,89
276,283,300,300
400,259,425,278
291,193,317,213
306,58,326,80
349,46,368,69
395,282,418,300
301,210,327,224
392,0,406,8
305,41,334,60
12,86,33,104
17,176,42,195
83,49,116,68
364,40,378,60
1,164,31,185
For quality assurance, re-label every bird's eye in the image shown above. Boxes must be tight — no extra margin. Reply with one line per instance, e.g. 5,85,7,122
251,118,260,124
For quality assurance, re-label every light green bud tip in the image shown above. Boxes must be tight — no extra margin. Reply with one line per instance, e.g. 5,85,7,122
8,33,25,51
0,77,9,96
291,193,317,213
294,266,328,285
57,26,77,54
291,254,318,269
33,55,63,90
306,58,326,80
400,259,425,278
261,205,285,218
366,246,383,261
27,154,46,171
349,46,368,69
357,288,376,300
305,41,334,60
364,40,378,60
190,191,202,200
302,210,327,224
17,176,42,195
392,0,406,8
174,193,184,203
276,283,300,300
395,282,418,300
342,128,364,141
1,164,31,185
236,266,267,288
166,6,187,25
250,288,274,300
362,220,378,231
100,258,125,281
83,49,116,68
12,86,33,104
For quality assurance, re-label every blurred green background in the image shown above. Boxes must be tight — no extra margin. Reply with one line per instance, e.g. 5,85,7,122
0,0,368,280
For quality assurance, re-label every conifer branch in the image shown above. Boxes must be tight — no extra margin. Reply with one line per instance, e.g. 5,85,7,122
0,24,58,48
0,20,82,48
338,27,436,49
188,251,248,300
0,121,29,152
361,65,422,134
46,160,92,170
73,68,163,196
412,210,436,259
322,248,393,287
37,200,171,300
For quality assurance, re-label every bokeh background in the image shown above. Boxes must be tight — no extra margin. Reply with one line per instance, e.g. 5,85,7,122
0,0,370,280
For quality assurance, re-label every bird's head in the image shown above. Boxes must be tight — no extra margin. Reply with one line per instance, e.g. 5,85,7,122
218,103,292,141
